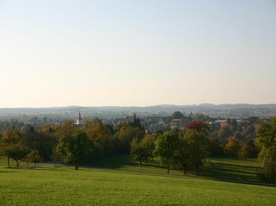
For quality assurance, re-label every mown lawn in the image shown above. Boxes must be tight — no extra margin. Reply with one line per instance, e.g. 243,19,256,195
93,155,262,182
0,157,275,205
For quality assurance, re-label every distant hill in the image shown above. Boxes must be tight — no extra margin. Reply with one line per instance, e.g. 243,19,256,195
0,104,276,120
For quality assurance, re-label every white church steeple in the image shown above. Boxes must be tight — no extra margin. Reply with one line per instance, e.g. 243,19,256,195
76,111,83,125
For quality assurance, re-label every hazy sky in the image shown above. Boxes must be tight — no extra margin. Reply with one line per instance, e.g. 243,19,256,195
1,0,275,108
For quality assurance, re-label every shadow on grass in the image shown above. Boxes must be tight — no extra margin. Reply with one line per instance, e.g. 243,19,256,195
0,170,17,173
93,154,136,169
199,161,260,182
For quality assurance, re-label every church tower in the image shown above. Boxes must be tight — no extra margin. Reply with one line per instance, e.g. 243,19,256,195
76,111,83,125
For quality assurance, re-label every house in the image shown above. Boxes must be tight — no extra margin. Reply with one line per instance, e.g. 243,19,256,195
220,122,228,128
170,119,180,129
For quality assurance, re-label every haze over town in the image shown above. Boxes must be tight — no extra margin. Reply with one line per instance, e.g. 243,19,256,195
1,0,275,108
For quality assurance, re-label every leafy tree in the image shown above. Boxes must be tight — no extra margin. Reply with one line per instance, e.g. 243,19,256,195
114,125,144,154
0,129,21,166
140,134,155,162
186,121,210,135
58,130,91,170
208,137,225,157
192,113,209,122
130,136,146,165
243,125,256,141
225,136,241,157
153,131,178,174
234,131,244,141
55,121,77,139
255,117,276,183
174,134,191,174
172,111,184,119
130,134,155,164
227,118,231,124
51,147,62,167
238,141,250,160
248,116,260,124
7,143,28,167
182,129,209,175
84,119,114,156
130,113,144,130
26,150,43,167
217,126,233,144
21,131,56,161
231,118,238,128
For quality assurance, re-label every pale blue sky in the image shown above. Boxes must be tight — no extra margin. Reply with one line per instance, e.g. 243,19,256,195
1,0,275,107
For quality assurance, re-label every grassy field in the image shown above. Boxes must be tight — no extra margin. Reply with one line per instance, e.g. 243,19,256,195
93,155,261,182
0,156,276,205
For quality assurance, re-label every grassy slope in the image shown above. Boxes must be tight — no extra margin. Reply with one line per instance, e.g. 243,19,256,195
0,156,275,205
1,165,276,205
93,155,261,182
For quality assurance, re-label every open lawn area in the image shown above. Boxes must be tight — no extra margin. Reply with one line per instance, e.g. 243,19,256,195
0,157,276,205
93,155,262,183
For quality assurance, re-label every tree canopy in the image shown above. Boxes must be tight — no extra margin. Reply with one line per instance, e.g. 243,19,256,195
255,117,276,183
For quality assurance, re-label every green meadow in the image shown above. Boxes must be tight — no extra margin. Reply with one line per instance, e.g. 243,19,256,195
0,156,275,205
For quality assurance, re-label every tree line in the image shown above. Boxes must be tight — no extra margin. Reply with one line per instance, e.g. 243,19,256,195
0,113,275,183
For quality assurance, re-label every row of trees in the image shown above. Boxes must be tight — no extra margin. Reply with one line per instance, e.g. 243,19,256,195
130,121,210,174
1,113,275,182
0,116,146,169
0,129,44,167
0,118,255,172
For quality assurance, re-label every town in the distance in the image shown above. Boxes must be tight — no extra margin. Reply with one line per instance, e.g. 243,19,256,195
1,103,276,182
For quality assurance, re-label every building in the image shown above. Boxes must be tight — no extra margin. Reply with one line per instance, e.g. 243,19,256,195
76,111,83,125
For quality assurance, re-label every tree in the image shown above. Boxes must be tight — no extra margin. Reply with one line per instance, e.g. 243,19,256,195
172,111,184,119
130,113,144,130
7,143,28,167
21,131,56,161
130,136,146,165
255,117,276,183
55,121,77,139
243,125,256,141
51,147,62,167
26,150,43,167
130,134,155,164
225,136,241,157
182,129,209,175
0,129,22,166
186,121,210,135
84,119,114,156
174,134,191,174
114,125,144,154
153,131,179,174
231,118,238,128
208,137,225,157
140,134,155,162
217,126,233,144
238,141,250,160
58,130,91,170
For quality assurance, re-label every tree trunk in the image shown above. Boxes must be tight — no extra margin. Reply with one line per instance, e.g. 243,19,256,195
75,163,78,170
16,160,19,168
8,157,10,167
167,163,170,174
